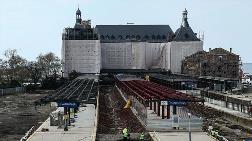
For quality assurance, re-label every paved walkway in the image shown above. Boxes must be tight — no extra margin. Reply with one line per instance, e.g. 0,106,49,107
27,105,96,141
146,108,203,131
150,131,215,141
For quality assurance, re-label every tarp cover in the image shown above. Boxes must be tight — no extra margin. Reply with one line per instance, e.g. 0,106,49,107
101,42,170,70
62,40,101,77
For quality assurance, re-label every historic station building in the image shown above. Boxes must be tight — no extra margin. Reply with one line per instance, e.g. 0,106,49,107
62,8,203,77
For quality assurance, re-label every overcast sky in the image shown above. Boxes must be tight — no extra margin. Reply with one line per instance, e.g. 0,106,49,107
1,0,252,62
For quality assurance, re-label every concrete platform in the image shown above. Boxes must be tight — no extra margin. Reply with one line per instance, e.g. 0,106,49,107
147,108,203,131
27,105,96,141
204,102,251,119
150,131,215,141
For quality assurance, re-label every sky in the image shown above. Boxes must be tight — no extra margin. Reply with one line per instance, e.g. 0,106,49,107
0,0,252,62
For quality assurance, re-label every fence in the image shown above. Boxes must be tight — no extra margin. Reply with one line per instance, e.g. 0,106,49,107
130,95,147,125
0,87,25,96
116,85,147,125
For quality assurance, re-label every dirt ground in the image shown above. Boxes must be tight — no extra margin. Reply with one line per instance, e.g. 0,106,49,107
96,85,150,141
97,85,145,134
0,91,56,141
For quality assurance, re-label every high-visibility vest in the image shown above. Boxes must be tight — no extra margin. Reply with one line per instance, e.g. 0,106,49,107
123,132,128,138
123,128,128,134
140,133,144,139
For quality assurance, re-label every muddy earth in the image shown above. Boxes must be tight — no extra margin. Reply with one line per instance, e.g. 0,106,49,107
0,91,56,141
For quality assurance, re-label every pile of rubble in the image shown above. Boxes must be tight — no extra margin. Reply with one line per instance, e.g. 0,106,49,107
187,103,252,141
186,103,224,119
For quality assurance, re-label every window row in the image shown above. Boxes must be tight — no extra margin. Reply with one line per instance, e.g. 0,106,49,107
99,35,167,40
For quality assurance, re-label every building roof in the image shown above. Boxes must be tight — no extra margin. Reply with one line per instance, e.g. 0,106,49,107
173,26,200,41
76,8,81,15
185,48,238,60
210,48,238,56
95,25,174,42
173,9,200,42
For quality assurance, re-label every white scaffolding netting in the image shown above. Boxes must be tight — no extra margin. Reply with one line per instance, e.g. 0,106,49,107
62,40,101,77
101,42,170,70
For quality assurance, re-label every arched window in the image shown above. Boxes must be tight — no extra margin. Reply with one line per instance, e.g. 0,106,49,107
126,35,130,40
106,35,110,39
152,35,156,40
157,35,161,40
118,35,123,40
100,35,104,40
111,35,115,40
136,35,141,40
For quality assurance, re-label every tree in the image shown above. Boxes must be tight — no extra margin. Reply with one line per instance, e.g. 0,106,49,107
3,49,28,83
37,52,61,79
0,50,62,89
0,59,5,83
26,61,42,84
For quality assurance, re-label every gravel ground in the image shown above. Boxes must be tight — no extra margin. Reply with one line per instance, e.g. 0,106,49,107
0,91,56,141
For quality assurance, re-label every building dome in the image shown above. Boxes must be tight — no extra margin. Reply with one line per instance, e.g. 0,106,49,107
76,8,81,15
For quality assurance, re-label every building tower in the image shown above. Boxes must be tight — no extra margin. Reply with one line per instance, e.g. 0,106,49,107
76,8,82,24
173,8,199,42
169,9,203,73
181,9,189,27
62,8,100,77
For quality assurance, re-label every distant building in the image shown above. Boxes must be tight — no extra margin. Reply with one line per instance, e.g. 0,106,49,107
62,8,203,77
170,9,203,73
181,48,240,78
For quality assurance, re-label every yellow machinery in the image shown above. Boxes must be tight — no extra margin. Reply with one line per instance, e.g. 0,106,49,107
124,99,132,109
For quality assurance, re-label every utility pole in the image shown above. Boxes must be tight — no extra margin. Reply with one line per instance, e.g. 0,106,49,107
188,113,192,141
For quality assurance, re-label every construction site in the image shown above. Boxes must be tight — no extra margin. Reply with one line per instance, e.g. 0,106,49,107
1,6,252,141
0,73,244,141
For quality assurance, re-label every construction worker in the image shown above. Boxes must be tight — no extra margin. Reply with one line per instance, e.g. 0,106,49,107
139,132,144,140
122,127,129,141
145,75,150,81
